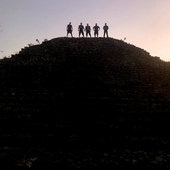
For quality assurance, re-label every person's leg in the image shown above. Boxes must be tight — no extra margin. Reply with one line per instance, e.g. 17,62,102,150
105,31,107,37
87,32,89,37
94,31,97,37
89,32,91,37
107,31,108,38
80,31,83,37
82,31,84,37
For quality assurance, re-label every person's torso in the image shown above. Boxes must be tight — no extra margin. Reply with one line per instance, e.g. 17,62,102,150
67,25,72,30
79,25,84,30
86,26,90,31
94,26,99,31
103,26,108,30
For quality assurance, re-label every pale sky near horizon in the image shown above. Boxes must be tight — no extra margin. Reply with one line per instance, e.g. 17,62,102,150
0,0,170,61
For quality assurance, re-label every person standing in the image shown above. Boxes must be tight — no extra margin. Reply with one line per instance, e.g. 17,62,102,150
103,23,109,38
78,22,84,37
85,23,91,37
93,23,100,37
67,22,73,37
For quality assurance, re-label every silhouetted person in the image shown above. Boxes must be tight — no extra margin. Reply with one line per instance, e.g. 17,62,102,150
93,23,100,37
103,23,109,38
67,22,73,37
85,24,91,37
78,22,84,37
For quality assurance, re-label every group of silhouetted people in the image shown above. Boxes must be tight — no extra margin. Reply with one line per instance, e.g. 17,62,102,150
66,22,109,38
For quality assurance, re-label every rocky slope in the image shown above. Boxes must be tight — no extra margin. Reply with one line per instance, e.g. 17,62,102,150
0,37,170,169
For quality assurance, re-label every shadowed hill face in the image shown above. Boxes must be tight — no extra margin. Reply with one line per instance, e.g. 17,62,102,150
1,38,170,168
2,37,170,88
0,37,170,115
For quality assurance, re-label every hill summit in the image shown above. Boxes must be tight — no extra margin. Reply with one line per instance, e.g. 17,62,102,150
1,37,170,114
1,37,170,169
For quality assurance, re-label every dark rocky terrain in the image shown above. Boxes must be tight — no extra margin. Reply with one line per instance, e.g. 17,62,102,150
0,37,170,169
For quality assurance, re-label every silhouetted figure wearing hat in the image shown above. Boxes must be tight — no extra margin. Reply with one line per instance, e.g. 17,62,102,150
103,23,109,38
85,24,91,37
78,22,84,37
93,23,100,37
67,22,73,37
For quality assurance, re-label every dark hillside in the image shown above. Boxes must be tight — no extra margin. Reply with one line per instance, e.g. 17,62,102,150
1,37,170,169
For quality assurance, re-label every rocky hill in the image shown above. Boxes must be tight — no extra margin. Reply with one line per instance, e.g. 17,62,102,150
1,37,170,169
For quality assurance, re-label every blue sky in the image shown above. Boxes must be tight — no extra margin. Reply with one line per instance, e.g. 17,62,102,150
0,0,170,61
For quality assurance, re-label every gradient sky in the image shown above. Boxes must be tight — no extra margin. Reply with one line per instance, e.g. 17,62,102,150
0,0,170,61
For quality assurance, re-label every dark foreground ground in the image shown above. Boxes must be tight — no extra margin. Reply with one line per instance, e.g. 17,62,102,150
1,118,170,169
0,38,170,169
1,97,170,169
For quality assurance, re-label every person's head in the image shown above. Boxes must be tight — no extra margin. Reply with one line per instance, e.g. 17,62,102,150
87,23,89,26
80,22,82,25
95,23,97,26
69,22,71,25
105,23,107,26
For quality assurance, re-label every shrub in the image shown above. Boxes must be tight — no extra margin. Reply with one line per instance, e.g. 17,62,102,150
28,43,34,47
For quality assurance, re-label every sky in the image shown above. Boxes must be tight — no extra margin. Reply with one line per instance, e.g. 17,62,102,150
0,0,170,61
